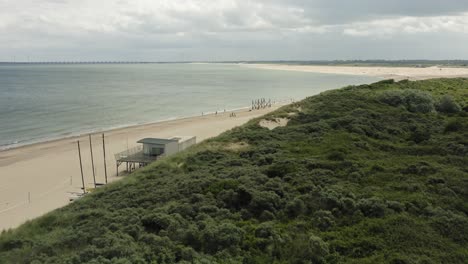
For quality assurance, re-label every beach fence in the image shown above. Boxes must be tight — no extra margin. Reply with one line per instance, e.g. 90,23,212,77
114,145,143,161
251,98,272,110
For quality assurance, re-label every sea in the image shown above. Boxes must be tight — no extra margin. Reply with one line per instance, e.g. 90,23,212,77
0,63,379,150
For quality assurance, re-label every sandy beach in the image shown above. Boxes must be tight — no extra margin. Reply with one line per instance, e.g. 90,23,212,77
244,64,468,80
0,107,280,231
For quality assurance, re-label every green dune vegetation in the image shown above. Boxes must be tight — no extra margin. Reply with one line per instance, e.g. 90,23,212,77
1,78,467,264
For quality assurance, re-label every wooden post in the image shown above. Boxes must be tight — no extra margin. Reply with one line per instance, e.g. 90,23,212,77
102,133,108,184
89,134,97,188
77,140,86,194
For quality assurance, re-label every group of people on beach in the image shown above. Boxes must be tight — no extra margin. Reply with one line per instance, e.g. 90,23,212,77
251,98,272,110
202,109,237,117
201,98,273,118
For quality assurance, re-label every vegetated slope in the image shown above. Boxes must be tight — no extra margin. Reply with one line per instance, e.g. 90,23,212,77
1,79,467,264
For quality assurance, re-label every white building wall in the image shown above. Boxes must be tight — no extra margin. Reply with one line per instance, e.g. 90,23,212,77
178,136,196,151
165,141,179,156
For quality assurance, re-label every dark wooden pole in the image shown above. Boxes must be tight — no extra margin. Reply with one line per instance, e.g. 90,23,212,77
102,133,108,184
77,140,86,194
89,134,97,188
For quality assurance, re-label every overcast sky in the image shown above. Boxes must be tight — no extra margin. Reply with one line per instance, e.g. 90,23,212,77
1,0,468,61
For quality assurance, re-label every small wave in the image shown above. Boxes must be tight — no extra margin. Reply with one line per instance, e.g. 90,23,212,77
0,105,253,152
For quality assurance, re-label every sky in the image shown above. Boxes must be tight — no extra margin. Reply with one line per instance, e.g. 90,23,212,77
1,0,468,61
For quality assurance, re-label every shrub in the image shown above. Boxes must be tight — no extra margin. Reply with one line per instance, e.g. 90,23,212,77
386,201,405,213
306,235,330,262
314,210,335,231
378,90,406,106
255,222,275,239
403,90,435,113
141,213,174,233
249,191,281,216
376,79,395,85
378,89,435,113
265,159,297,178
201,223,244,253
259,210,276,221
431,211,468,244
444,119,463,132
410,127,431,143
357,198,387,217
437,95,461,113
281,234,330,263
285,198,305,218
327,151,345,161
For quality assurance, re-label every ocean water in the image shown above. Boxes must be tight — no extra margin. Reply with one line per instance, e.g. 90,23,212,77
0,63,379,149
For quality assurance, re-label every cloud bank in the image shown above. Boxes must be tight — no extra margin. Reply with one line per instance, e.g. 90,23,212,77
1,0,468,61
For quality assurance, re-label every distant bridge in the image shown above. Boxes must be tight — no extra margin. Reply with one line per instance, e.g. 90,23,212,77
0,61,164,65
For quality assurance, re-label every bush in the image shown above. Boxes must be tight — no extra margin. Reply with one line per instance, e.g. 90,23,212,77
437,95,461,113
357,198,387,217
403,90,435,113
249,191,281,216
445,120,463,132
378,90,406,106
285,198,305,218
201,223,244,253
327,151,345,161
314,210,335,231
281,234,330,264
141,213,174,233
410,127,431,143
378,89,435,113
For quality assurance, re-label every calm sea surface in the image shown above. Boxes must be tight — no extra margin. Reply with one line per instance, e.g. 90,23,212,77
0,63,379,149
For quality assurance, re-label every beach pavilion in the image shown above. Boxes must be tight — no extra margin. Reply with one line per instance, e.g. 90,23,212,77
114,136,196,175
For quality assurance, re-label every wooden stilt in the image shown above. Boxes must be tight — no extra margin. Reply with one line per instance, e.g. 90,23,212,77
77,140,86,194
89,134,97,188
102,133,108,184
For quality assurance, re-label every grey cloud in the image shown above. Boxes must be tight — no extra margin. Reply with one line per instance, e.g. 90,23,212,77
274,0,468,24
1,0,468,61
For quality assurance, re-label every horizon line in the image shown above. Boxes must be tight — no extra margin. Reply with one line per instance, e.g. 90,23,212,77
1,59,468,65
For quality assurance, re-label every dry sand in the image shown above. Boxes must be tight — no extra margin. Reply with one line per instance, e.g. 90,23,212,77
0,107,280,231
244,64,468,80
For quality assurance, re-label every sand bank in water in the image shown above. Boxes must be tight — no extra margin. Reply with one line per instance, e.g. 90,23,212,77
244,64,468,81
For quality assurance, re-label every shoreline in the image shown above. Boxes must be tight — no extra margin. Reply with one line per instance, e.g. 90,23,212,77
0,105,254,153
242,63,468,80
0,104,284,231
